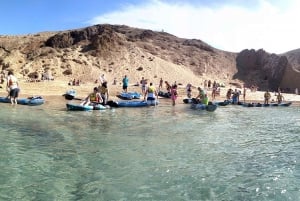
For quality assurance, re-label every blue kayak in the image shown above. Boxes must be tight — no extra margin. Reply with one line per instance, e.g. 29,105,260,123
183,98,229,107
0,96,45,106
214,100,231,106
242,102,292,107
190,103,217,112
66,103,107,111
117,92,142,100
107,100,158,107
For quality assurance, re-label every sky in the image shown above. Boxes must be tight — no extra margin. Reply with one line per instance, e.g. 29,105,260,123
0,0,299,54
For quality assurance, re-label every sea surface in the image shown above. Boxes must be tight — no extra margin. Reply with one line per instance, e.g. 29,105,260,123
0,97,299,201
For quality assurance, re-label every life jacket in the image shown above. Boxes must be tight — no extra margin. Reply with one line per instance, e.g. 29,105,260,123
202,96,209,105
148,86,155,93
90,93,99,102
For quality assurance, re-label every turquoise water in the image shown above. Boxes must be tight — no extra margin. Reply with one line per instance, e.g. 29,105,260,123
0,98,299,201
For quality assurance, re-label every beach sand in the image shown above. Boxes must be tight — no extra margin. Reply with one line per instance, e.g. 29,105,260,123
1,79,299,106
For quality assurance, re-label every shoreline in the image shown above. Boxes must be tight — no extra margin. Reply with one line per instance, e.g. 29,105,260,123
1,80,299,106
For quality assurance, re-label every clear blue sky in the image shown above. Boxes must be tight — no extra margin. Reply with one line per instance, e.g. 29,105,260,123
0,0,298,54
0,0,140,34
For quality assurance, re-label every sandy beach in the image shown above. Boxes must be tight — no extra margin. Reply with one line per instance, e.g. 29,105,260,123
1,79,299,106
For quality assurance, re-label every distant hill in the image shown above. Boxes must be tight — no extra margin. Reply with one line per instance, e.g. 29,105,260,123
0,24,299,92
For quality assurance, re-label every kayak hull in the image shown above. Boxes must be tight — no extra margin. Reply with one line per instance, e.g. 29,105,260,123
191,103,217,112
66,103,107,111
0,96,45,106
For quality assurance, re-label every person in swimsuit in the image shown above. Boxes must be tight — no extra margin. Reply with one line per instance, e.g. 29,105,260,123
264,90,271,104
140,77,147,94
98,82,109,105
276,92,284,104
7,71,20,105
186,83,192,98
170,84,178,106
144,82,158,102
158,78,163,91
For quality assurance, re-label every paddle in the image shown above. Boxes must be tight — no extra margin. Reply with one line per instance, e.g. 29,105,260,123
62,93,82,101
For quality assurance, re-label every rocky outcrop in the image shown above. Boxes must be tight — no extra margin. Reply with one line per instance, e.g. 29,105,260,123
0,24,299,91
281,49,300,91
235,49,288,90
45,25,118,49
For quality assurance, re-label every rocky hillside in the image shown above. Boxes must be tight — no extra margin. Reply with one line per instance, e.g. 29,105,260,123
0,24,299,91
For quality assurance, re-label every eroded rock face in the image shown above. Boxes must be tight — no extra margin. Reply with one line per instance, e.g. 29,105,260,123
235,49,288,90
45,25,110,48
0,24,299,91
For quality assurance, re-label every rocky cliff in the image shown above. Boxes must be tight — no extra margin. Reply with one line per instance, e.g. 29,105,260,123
235,49,288,90
0,24,299,91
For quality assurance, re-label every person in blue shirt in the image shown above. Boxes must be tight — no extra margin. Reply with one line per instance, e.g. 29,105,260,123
122,75,129,92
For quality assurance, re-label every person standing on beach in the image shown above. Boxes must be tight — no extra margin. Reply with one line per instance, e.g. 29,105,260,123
212,86,217,100
264,90,271,104
170,84,178,106
140,77,147,94
243,86,246,102
159,78,163,91
99,74,106,84
144,82,158,102
186,83,192,98
98,82,109,105
7,71,20,105
276,92,284,104
226,88,233,100
122,75,129,92
165,81,171,93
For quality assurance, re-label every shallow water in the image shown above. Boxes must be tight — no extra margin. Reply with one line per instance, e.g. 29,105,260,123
0,98,299,201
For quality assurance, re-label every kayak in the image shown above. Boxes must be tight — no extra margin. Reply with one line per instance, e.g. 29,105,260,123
190,103,217,112
106,100,158,107
0,96,45,106
158,91,171,98
66,103,107,111
117,92,142,100
183,98,193,104
242,102,292,107
214,100,231,106
63,89,77,100
183,98,229,107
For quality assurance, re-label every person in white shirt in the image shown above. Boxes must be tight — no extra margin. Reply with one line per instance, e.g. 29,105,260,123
99,74,106,84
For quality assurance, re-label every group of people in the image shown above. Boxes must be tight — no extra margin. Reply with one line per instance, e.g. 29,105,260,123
81,74,109,106
264,89,284,104
82,73,291,107
68,79,81,86
226,88,242,104
224,87,285,105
